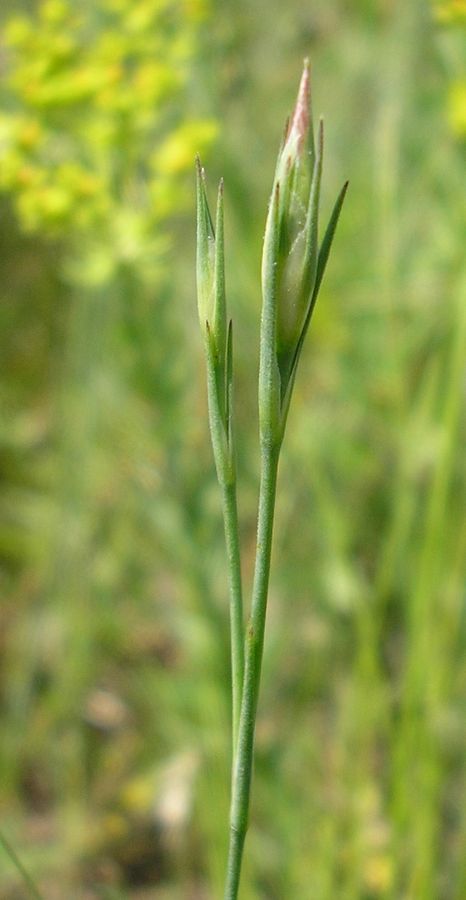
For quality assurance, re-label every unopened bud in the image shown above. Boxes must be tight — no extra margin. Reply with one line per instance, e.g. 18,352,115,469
262,60,319,365
196,157,226,354
260,60,347,444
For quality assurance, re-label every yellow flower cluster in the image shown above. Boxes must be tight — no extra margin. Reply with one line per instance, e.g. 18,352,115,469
448,81,466,134
435,0,466,23
357,784,393,896
435,1,466,137
0,0,217,245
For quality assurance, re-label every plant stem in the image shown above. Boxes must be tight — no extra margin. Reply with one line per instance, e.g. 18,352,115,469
220,478,245,749
203,332,245,748
224,441,280,900
0,830,44,900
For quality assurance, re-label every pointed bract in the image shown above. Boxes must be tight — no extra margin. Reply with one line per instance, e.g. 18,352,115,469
196,157,216,332
314,179,349,298
213,178,227,356
196,161,237,479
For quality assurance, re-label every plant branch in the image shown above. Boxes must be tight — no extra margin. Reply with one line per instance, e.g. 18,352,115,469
224,441,280,900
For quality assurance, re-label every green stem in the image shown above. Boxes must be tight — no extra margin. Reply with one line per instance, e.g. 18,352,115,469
224,441,280,900
204,339,245,747
0,830,44,900
220,479,245,750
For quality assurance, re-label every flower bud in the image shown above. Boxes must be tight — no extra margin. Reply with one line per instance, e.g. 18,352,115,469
260,60,348,444
196,157,226,355
262,61,319,365
196,159,234,482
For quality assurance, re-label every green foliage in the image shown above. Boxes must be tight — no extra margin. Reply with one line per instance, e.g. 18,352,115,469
1,0,465,897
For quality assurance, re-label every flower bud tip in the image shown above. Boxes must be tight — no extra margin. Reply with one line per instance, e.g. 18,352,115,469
287,60,311,154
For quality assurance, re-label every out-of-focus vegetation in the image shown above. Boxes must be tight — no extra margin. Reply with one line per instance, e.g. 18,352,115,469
0,0,216,267
0,0,465,898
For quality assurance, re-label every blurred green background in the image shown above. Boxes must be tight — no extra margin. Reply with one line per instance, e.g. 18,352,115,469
1,0,465,897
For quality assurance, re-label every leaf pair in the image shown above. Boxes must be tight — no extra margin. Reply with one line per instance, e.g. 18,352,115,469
196,159,235,484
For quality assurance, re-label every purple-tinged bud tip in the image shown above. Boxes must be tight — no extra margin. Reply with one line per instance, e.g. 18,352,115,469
286,59,310,157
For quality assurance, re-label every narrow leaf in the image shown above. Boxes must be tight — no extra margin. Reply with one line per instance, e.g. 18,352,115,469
261,180,281,327
225,318,234,451
259,181,282,442
280,178,348,435
196,156,215,238
314,179,349,298
303,117,324,298
196,157,216,328
214,177,227,356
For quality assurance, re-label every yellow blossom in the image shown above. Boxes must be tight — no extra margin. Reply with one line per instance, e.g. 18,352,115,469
435,0,466,23
0,0,215,249
153,121,218,176
448,81,466,134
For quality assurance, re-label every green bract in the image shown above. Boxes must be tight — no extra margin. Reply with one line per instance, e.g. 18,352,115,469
195,159,226,350
260,60,348,446
196,159,234,485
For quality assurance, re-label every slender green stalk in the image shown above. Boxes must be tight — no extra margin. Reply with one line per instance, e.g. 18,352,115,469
204,319,245,747
0,830,44,900
220,479,245,749
224,441,280,900
197,62,346,900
